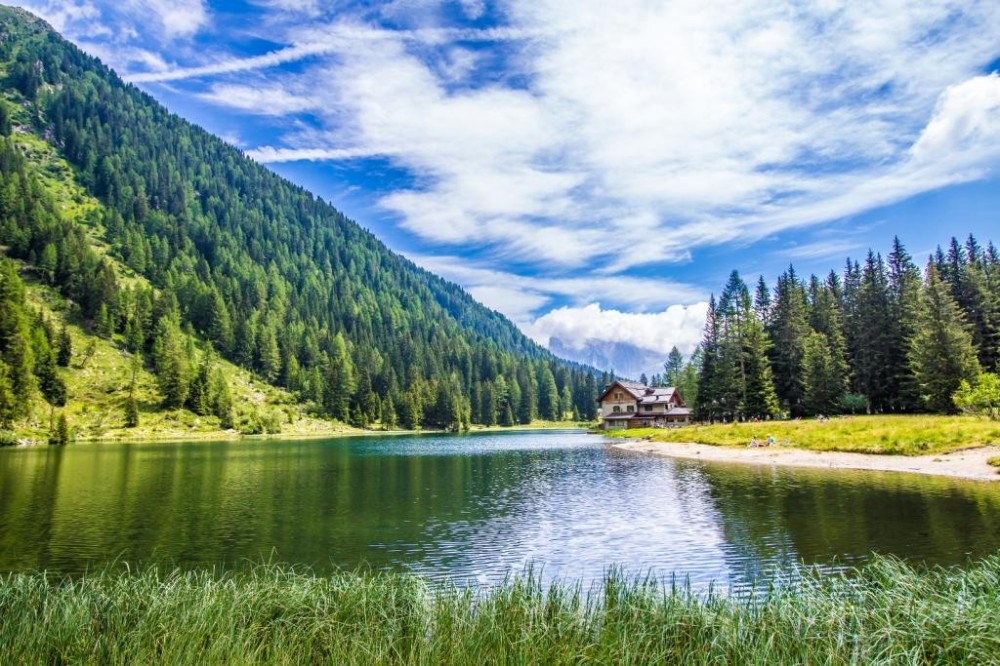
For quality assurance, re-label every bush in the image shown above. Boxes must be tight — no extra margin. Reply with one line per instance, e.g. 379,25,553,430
0,429,18,446
953,373,1000,420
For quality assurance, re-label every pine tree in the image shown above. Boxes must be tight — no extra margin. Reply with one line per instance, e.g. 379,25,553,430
753,275,771,326
124,394,140,428
210,368,234,429
801,331,848,415
952,237,1000,371
853,252,894,411
695,296,720,421
768,267,809,415
256,324,281,384
537,365,560,421
559,384,573,421
480,380,497,426
381,394,397,429
887,237,923,410
324,333,355,421
186,351,212,416
741,314,780,418
664,346,684,386
909,264,982,412
48,412,70,446
56,325,72,366
675,348,700,409
151,314,190,409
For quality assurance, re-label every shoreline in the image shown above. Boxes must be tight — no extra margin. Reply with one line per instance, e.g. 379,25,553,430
611,439,1000,481
7,422,591,448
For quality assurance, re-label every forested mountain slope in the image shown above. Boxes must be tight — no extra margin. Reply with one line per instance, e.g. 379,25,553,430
0,6,600,439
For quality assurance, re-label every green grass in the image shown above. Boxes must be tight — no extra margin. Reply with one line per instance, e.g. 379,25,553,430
988,456,1000,470
2,556,999,664
605,415,1000,456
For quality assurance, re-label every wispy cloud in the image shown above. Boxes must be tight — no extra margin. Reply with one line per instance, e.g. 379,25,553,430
127,23,532,82
202,1,1000,276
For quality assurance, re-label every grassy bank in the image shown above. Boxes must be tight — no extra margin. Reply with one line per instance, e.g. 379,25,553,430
2,556,999,664
605,415,1000,456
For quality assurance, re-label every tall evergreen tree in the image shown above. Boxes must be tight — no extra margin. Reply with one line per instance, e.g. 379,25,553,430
768,267,809,415
909,264,982,412
853,252,894,411
664,346,684,386
56,325,72,367
151,314,190,409
801,331,848,416
695,296,721,421
886,237,923,410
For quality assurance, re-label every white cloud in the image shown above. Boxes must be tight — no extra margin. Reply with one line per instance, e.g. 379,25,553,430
198,83,321,115
128,0,208,39
467,285,551,323
247,146,377,162
909,74,1000,168
526,302,709,359
250,0,321,17
211,1,1000,275
456,0,486,20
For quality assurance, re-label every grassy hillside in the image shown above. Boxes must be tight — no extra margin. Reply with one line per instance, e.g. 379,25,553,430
0,104,358,443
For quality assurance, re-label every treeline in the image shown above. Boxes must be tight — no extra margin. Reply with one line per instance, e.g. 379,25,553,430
681,235,997,420
0,8,601,432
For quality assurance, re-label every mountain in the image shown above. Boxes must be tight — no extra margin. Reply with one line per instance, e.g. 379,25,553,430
548,337,664,382
0,6,602,440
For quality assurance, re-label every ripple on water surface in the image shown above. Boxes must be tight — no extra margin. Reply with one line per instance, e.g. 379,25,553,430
1,430,999,588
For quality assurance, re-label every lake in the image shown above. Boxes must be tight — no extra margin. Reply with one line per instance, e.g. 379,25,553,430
2,429,999,588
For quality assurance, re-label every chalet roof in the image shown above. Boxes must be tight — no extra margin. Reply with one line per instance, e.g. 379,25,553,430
596,379,647,402
639,387,676,404
598,379,681,404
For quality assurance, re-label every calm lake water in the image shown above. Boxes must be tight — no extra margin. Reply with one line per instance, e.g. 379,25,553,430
2,430,999,588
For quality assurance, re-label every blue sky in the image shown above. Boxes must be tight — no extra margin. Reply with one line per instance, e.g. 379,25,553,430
12,0,1000,365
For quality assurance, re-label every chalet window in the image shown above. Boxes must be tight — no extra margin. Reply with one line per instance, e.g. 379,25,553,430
644,405,652,412
626,405,634,413
613,406,621,413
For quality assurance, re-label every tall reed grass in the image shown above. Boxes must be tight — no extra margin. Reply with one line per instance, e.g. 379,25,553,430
2,555,999,664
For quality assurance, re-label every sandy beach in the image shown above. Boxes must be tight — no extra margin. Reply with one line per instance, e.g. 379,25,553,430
612,440,1000,481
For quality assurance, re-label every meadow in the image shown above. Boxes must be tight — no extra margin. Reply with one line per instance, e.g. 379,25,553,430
605,414,1000,456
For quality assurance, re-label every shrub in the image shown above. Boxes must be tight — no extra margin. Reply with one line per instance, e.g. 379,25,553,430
953,373,1000,420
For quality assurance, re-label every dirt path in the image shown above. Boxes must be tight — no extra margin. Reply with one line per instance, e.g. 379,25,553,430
612,440,1000,481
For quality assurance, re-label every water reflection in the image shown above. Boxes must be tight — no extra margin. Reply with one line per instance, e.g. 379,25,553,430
1,431,999,588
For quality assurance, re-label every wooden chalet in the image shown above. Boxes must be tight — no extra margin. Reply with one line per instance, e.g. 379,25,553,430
597,379,691,430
